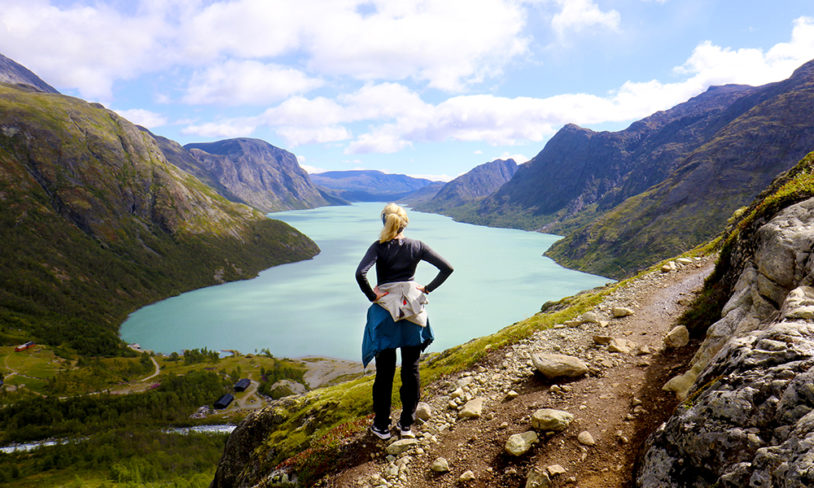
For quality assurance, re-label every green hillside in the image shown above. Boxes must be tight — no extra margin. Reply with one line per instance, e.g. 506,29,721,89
0,83,319,355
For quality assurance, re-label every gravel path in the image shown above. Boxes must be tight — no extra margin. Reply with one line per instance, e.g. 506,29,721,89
321,257,714,488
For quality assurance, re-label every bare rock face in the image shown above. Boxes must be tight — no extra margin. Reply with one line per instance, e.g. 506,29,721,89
638,197,814,488
178,138,334,212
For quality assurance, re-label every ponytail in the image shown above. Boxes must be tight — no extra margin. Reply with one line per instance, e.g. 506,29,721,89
379,203,408,243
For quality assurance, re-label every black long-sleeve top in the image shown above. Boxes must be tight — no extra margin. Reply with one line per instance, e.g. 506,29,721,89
355,237,454,302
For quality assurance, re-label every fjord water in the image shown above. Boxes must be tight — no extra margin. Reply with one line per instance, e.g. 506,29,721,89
120,203,609,361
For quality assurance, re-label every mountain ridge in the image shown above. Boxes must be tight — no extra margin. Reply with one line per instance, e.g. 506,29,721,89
310,169,438,202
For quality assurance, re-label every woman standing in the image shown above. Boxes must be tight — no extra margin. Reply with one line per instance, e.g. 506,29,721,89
356,203,453,440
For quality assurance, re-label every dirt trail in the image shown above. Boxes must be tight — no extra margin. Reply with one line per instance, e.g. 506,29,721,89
322,257,715,488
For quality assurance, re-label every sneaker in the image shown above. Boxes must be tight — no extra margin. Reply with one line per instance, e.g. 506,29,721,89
370,424,391,440
396,421,415,438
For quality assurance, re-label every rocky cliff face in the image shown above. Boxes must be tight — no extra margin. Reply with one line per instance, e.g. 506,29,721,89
171,138,337,213
0,83,319,354
415,158,517,214
637,153,814,487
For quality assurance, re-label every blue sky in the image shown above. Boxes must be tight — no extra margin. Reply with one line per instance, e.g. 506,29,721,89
2,1,814,181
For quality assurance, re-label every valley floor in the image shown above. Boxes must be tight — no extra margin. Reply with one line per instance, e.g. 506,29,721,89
319,256,714,488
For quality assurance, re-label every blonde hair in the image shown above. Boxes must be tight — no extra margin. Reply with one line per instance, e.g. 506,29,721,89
379,203,408,243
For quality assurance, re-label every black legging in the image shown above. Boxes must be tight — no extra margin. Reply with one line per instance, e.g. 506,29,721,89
372,345,421,429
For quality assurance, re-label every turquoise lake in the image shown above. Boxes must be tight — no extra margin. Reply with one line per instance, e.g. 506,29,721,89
120,203,610,361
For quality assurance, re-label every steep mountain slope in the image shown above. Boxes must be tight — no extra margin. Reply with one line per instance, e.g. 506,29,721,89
0,53,58,94
310,170,437,202
547,60,814,278
462,83,759,232
415,158,517,214
0,83,319,355
169,138,339,213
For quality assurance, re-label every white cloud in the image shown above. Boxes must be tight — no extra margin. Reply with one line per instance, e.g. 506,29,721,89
276,126,352,146
0,0,173,101
183,60,323,105
181,121,257,139
676,17,814,87
551,0,621,37
114,108,168,128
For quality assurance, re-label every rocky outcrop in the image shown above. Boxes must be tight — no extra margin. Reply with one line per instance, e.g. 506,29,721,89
638,196,814,487
172,138,338,213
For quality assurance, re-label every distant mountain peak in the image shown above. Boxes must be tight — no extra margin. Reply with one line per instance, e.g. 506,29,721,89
0,53,59,94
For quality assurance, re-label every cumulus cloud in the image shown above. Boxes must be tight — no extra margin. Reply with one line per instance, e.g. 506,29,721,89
181,121,257,139
551,0,621,37
183,60,323,105
0,0,174,101
676,17,814,87
114,108,168,128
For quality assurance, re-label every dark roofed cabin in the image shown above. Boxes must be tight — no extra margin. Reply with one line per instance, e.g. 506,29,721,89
214,393,234,410
234,378,251,392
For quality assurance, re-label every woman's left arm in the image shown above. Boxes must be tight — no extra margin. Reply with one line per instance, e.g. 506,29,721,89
419,243,454,293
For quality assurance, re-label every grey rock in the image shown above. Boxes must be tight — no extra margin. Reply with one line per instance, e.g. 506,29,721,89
525,468,552,487
505,431,539,456
459,470,476,481
637,197,814,488
459,397,485,419
415,402,433,421
664,325,689,348
531,408,574,432
430,457,450,473
612,306,635,317
386,438,419,456
531,353,588,379
577,431,596,446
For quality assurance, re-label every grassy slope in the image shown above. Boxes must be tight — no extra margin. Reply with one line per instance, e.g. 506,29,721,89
0,84,319,355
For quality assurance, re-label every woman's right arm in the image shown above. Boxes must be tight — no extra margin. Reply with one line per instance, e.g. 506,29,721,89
355,243,379,301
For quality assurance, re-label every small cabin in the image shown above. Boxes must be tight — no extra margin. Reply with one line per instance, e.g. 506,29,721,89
14,341,35,352
214,393,234,410
234,378,251,392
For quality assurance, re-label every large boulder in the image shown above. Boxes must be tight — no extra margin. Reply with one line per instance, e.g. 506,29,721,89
531,353,589,379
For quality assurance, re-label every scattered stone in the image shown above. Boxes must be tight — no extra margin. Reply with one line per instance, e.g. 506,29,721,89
415,402,433,421
608,338,637,354
547,464,567,477
664,325,690,348
612,306,635,317
676,257,693,265
661,261,677,273
578,431,596,446
525,468,552,487
581,311,602,324
430,457,450,473
506,390,519,400
531,408,574,432
505,431,539,456
593,335,612,345
386,438,419,456
450,387,465,399
458,397,484,419
459,470,476,482
531,353,589,379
